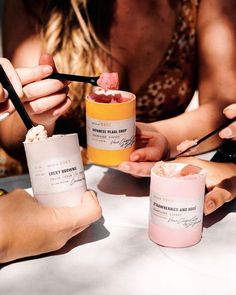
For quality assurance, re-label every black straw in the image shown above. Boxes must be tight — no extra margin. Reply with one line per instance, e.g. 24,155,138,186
47,72,99,86
0,65,34,130
174,117,236,159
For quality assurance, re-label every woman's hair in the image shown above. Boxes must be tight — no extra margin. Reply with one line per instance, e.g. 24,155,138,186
24,0,116,115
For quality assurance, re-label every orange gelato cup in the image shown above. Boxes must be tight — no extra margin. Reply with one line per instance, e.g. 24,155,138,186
86,88,136,166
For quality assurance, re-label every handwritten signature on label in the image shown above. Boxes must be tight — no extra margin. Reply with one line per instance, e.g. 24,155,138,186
110,135,135,148
167,216,201,228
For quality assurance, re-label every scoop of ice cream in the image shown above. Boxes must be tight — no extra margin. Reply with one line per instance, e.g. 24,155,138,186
89,92,130,103
25,125,48,143
176,139,198,154
179,164,202,176
97,72,119,91
153,161,179,177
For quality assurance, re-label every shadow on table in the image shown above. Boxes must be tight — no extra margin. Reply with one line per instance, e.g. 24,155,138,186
54,216,109,254
203,199,236,228
1,217,109,269
97,168,150,197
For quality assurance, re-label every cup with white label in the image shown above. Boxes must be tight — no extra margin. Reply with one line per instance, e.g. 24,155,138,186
86,88,136,166
24,133,87,207
149,161,206,247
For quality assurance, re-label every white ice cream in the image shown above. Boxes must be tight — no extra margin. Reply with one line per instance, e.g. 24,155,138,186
25,125,48,143
153,161,178,177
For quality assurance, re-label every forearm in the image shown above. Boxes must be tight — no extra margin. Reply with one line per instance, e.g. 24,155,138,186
150,101,226,157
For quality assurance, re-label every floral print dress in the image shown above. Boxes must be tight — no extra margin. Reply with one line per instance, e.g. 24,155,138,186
136,0,199,122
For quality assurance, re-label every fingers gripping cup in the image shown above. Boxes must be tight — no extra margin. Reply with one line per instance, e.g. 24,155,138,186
86,88,136,166
24,131,87,207
149,162,206,247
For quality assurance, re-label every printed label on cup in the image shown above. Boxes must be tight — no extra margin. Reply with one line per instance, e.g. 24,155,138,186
86,116,136,150
86,88,136,166
150,191,203,229
24,133,87,207
28,154,86,195
148,162,206,247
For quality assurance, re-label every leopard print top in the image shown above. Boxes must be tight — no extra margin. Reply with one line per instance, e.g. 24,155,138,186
136,0,199,122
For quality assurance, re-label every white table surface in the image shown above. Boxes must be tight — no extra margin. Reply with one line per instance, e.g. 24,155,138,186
1,152,236,295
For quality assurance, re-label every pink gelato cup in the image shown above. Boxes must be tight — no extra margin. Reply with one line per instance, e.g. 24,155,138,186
149,162,206,248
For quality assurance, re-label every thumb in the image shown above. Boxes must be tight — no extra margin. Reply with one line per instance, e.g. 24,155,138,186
223,103,236,119
62,190,102,228
204,176,236,215
204,187,232,215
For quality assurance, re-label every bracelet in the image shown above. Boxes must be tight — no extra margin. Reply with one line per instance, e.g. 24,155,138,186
211,140,236,164
0,188,8,197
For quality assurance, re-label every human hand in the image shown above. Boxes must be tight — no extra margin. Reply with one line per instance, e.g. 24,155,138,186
170,156,236,215
0,58,24,120
18,53,71,131
219,103,236,140
0,55,70,131
117,122,169,177
0,189,102,263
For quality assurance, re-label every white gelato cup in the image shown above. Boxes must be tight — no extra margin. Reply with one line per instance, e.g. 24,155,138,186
24,133,87,207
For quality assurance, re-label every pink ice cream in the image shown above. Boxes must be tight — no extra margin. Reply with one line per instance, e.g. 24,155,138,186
179,164,202,176
97,72,119,91
89,92,130,103
176,139,198,154
153,161,202,178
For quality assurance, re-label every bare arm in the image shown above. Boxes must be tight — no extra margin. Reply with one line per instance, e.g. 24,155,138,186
151,0,236,156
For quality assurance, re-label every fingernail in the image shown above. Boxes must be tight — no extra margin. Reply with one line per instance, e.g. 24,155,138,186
223,104,236,118
3,88,8,99
205,200,216,215
223,104,236,112
118,163,130,171
43,66,53,75
219,127,233,139
0,112,10,122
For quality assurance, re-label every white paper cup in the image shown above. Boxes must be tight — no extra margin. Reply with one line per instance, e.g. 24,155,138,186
24,133,87,207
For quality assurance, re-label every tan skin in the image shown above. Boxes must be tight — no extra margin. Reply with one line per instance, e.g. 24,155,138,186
0,189,102,263
0,0,236,214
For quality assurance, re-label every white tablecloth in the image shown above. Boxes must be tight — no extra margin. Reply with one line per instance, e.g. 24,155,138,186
0,156,236,295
